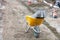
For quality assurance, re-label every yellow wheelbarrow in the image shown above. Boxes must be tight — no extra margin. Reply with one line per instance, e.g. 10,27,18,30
25,15,44,38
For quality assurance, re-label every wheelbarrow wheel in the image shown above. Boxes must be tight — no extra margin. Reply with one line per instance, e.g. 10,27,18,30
33,26,40,38
34,32,39,38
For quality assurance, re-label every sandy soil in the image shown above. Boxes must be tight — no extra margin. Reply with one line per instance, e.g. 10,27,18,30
0,0,59,40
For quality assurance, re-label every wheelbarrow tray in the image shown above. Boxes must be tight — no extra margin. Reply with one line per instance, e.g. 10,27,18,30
26,15,44,26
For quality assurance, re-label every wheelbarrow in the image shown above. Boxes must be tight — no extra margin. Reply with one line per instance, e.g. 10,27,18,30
25,15,44,38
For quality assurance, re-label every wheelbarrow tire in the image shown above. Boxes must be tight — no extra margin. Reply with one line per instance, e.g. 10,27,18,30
34,32,39,38
33,26,40,38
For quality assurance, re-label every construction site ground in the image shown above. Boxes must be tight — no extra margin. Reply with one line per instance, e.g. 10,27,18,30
0,0,60,40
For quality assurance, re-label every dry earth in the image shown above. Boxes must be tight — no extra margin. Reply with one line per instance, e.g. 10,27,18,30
0,0,59,40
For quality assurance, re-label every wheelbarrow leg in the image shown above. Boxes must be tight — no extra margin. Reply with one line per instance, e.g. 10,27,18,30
25,22,30,33
25,26,30,33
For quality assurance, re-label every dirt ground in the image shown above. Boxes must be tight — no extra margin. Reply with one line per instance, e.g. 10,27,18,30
0,0,59,40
